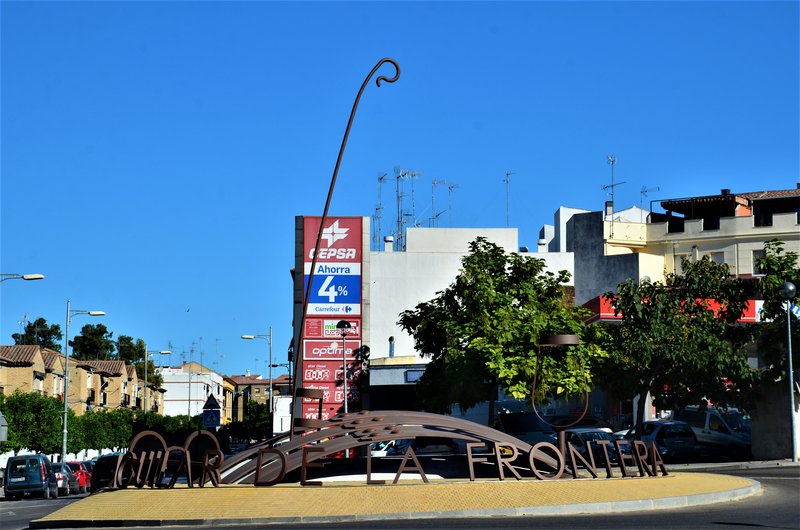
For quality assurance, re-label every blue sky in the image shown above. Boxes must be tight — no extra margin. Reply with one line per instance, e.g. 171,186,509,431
2,1,798,378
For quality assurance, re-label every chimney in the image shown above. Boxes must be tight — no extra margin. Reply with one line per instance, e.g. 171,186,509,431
604,201,613,217
721,188,731,195
384,236,394,253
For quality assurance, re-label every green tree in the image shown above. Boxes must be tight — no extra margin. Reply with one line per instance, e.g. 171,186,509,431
11,317,63,351
77,410,113,452
244,401,272,440
601,256,756,436
116,335,145,364
71,323,115,360
754,239,800,381
0,391,63,454
398,237,607,425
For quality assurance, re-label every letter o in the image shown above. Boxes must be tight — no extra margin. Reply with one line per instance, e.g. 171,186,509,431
529,442,565,480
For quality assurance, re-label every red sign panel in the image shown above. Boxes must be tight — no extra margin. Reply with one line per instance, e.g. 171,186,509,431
303,217,362,263
302,361,345,384
304,318,361,339
303,340,360,361
301,382,344,404
301,402,342,421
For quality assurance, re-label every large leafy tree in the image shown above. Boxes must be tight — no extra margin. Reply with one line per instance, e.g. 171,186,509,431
117,335,163,386
0,391,65,454
11,317,63,351
601,256,756,435
754,239,800,382
398,237,607,425
71,323,115,360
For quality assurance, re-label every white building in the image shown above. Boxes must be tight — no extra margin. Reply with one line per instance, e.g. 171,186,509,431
158,362,225,418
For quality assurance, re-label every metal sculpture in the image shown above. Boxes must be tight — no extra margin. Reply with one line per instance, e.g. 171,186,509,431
291,58,401,437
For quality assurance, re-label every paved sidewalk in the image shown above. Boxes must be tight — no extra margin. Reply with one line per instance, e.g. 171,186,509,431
31,472,760,528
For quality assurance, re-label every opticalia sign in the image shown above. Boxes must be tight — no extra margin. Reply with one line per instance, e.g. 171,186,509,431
303,217,362,263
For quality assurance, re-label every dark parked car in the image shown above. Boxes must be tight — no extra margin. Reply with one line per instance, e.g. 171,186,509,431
563,428,629,465
546,415,614,433
89,453,123,493
67,461,92,493
52,462,80,496
622,420,698,462
496,411,558,445
3,454,59,500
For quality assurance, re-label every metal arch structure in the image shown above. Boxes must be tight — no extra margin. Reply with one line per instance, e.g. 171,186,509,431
219,409,559,485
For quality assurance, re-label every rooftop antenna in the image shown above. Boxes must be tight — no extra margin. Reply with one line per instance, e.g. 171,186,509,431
394,166,409,251
18,312,29,334
639,186,660,222
431,178,446,227
447,183,459,226
408,170,420,228
504,171,516,227
373,173,388,250
601,155,625,238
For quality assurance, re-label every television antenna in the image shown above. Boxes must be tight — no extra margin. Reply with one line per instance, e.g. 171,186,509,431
639,186,660,222
431,179,446,227
373,173,388,249
408,170,420,228
393,167,410,250
447,183,459,226
601,155,625,238
504,171,516,227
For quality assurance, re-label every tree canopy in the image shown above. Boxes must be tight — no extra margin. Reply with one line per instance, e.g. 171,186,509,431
754,239,800,382
398,237,607,425
71,323,115,360
12,317,63,351
600,255,756,433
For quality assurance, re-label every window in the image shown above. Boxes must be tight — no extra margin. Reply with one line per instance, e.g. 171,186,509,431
254,388,260,394
752,250,766,275
709,252,724,264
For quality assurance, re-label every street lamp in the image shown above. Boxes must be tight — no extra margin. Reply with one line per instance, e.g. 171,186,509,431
242,327,273,414
778,281,797,462
0,273,45,283
144,348,171,416
62,300,105,462
336,320,352,415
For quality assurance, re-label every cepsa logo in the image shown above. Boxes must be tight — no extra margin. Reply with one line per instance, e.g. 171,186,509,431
304,218,362,263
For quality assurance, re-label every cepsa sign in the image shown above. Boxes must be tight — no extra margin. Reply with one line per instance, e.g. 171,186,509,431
303,217,362,263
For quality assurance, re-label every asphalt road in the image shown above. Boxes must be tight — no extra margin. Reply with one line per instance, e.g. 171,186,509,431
0,492,88,530
1,466,797,529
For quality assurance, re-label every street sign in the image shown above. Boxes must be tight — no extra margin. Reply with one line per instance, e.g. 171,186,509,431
202,394,221,410
202,409,221,428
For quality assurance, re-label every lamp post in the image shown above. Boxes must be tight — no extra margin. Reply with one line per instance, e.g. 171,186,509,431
336,320,352,415
144,348,171,416
779,281,797,462
0,273,45,283
242,327,273,413
62,300,104,462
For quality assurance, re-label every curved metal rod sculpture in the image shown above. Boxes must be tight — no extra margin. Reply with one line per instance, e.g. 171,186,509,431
219,410,560,484
530,334,590,431
290,58,401,437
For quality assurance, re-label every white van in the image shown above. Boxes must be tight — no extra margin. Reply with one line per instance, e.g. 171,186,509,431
672,405,751,459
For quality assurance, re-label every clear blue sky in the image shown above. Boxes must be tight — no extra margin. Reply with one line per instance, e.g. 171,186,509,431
2,1,798,378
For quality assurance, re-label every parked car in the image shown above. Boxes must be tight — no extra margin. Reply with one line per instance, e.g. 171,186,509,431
672,405,751,460
3,454,59,500
67,461,92,493
495,411,558,445
563,428,629,465
546,415,614,433
82,460,95,473
53,462,80,496
89,453,123,493
621,420,698,462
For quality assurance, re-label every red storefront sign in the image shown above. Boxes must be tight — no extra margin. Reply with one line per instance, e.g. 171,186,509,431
302,361,345,384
